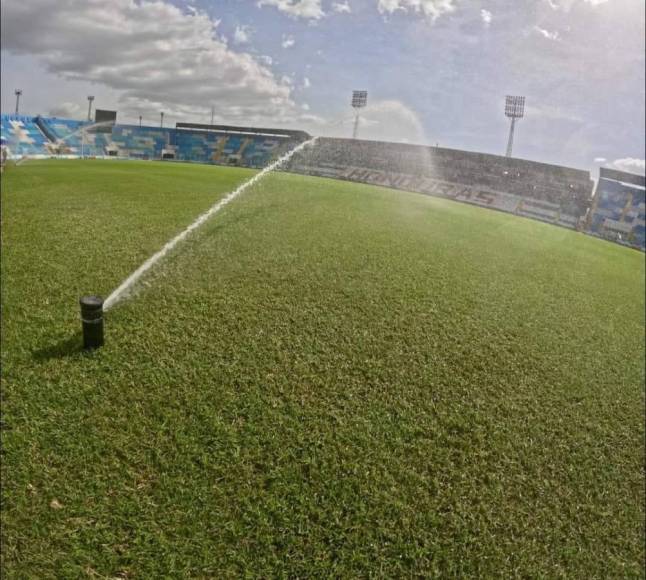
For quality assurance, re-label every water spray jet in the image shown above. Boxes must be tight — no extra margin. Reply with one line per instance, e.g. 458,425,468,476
102,136,318,311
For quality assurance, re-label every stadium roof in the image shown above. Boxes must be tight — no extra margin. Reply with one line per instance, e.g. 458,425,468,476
599,167,646,189
176,122,310,141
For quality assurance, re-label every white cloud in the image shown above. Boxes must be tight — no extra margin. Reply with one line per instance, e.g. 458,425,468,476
376,0,456,21
546,0,608,11
1,0,308,126
303,76,311,89
281,34,296,48
49,102,84,118
610,158,646,174
524,104,583,123
259,54,274,66
257,0,324,20
593,157,607,163
332,1,352,13
348,100,427,144
480,9,492,26
533,25,559,40
233,25,252,44
301,103,310,110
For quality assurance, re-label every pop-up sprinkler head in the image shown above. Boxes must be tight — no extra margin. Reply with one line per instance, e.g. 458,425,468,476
80,295,104,349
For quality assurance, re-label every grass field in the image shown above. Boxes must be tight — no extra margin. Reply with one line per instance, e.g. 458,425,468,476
1,159,644,578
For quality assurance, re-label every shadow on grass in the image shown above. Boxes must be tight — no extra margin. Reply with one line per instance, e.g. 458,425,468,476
32,332,86,362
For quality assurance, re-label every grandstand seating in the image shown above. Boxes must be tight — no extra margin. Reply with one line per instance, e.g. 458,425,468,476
36,117,112,155
174,130,216,163
0,115,50,156
286,137,594,230
110,126,174,159
0,114,294,166
587,168,646,250
5,113,642,251
108,125,291,166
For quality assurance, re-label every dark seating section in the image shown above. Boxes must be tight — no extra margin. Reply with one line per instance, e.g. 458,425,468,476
286,137,593,218
586,168,646,250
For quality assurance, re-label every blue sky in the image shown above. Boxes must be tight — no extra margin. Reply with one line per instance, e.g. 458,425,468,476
1,0,644,173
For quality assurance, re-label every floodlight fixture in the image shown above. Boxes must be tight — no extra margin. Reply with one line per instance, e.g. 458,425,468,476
504,95,525,157
160,111,165,128
352,90,368,109
505,95,525,119
351,90,368,139
87,95,95,121
14,89,22,115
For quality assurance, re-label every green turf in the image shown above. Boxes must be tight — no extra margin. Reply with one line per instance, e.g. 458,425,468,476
2,159,644,578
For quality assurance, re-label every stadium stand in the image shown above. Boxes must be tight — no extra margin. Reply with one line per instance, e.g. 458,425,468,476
286,137,594,229
106,124,297,165
36,117,112,156
5,113,643,251
109,126,175,160
0,115,300,166
586,168,646,250
173,123,304,167
0,115,51,156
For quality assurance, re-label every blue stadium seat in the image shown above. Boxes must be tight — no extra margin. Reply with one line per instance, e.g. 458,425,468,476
1,113,293,166
1,114,50,156
38,117,112,156
587,172,646,250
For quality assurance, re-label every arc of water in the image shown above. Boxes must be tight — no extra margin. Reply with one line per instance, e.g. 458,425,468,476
53,120,116,144
51,120,117,155
103,137,318,311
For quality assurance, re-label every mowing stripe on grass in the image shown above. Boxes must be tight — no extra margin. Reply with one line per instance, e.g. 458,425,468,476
103,137,318,310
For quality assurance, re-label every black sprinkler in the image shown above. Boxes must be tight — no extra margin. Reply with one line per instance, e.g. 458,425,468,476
80,295,104,349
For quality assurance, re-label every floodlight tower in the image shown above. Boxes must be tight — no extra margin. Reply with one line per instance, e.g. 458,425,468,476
139,115,142,127
351,90,368,140
14,89,22,115
160,111,164,128
87,95,95,121
504,95,525,158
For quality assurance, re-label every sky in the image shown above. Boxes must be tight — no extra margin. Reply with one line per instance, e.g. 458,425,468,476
1,0,644,174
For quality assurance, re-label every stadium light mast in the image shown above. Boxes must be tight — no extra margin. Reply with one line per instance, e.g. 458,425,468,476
504,95,525,158
160,111,164,128
351,90,368,140
87,96,95,121
139,115,142,127
210,105,215,125
14,89,22,115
